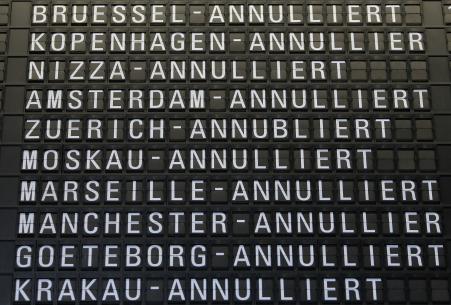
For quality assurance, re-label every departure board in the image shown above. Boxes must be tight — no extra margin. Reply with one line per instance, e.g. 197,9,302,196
1,1,451,304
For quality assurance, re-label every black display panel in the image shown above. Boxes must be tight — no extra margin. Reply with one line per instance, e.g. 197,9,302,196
1,1,451,304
